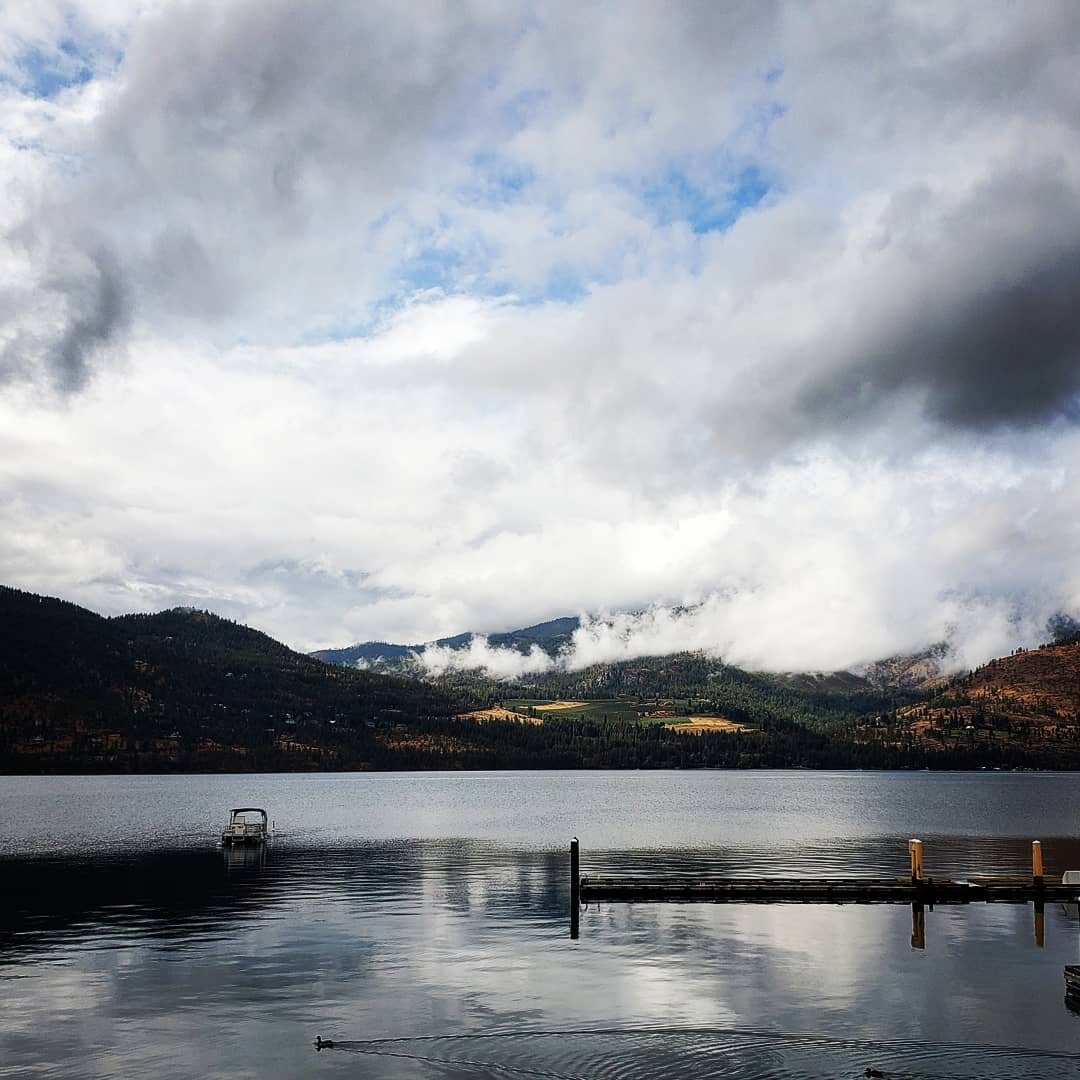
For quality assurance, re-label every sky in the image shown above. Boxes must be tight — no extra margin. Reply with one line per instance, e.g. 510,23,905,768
2,1,1080,674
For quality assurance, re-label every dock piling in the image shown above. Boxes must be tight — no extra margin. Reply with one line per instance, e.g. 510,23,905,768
909,839,924,886
570,837,580,939
570,837,580,902
1032,840,1044,888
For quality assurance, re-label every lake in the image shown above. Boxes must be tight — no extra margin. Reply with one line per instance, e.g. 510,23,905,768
2,771,1080,1078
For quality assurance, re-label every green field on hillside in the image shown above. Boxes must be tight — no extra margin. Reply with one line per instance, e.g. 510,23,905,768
502,698,746,727
504,698,642,722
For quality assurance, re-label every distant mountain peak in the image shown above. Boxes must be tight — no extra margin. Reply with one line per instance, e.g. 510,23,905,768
311,616,581,668
858,643,952,690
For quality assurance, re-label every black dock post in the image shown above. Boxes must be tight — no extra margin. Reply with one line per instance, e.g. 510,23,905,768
570,837,580,939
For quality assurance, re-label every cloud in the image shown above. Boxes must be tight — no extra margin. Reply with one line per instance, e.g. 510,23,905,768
1,0,525,382
415,591,1059,681
2,2,1080,673
43,243,130,391
796,168,1080,433
419,637,554,680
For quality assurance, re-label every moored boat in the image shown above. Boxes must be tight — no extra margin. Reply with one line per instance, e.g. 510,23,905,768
221,807,270,845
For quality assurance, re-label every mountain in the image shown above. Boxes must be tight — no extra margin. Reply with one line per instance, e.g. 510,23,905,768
859,643,951,690
312,614,1080,768
1,588,874,772
6,586,1080,772
0,586,466,773
312,616,580,668
895,641,1080,761
1048,613,1080,646
314,616,955,691
314,616,955,701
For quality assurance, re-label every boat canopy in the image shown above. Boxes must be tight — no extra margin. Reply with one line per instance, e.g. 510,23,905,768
229,807,268,823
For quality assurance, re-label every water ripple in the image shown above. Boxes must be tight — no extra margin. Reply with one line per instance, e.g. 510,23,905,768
4,774,1080,1079
321,1028,1080,1080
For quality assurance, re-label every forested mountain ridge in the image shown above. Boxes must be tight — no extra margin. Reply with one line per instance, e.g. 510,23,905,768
0,586,466,772
5,586,1080,772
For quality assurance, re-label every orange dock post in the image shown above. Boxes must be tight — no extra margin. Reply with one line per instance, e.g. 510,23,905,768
909,839,924,886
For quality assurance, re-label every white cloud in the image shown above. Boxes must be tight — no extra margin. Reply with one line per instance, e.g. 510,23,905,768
2,2,1080,672
419,637,554,680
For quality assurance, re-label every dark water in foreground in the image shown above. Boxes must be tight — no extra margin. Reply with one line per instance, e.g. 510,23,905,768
2,771,1080,1079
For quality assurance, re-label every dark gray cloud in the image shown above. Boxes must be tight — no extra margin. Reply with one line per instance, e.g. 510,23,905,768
46,244,130,392
0,239,129,391
869,253,1080,430
791,166,1080,435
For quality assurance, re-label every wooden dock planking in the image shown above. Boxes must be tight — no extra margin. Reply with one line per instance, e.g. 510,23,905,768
579,874,1080,905
574,838,1080,906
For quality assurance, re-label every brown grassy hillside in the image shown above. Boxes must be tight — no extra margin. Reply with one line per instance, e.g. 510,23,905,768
896,642,1080,755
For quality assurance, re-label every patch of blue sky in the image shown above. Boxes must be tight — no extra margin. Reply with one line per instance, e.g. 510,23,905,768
9,39,94,98
641,163,774,235
538,265,588,304
491,267,597,309
398,244,465,294
298,245,471,346
307,255,589,347
633,84,787,235
299,302,398,348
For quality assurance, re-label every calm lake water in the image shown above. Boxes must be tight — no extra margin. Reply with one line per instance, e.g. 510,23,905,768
2,771,1080,1079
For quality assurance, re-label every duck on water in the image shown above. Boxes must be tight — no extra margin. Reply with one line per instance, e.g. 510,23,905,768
221,807,271,846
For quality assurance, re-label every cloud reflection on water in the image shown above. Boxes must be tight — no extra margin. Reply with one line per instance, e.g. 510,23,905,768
2,838,1080,1078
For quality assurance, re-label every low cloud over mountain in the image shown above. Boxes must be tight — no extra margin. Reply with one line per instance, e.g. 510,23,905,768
2,2,1080,672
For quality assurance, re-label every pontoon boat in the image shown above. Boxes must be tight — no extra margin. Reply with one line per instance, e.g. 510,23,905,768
221,807,270,845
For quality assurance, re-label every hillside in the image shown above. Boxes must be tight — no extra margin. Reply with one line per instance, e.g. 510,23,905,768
315,618,1080,768
858,644,951,690
893,642,1080,760
0,587,467,772
0,588,876,772
453,651,918,725
314,625,924,731
6,586,1080,771
0,589,879,772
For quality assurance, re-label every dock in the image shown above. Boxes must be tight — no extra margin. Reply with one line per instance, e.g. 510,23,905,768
571,838,1080,908
578,874,1079,904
